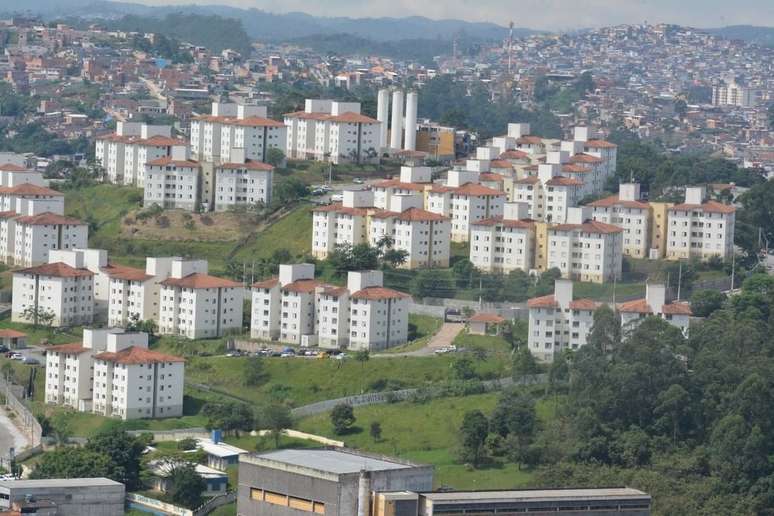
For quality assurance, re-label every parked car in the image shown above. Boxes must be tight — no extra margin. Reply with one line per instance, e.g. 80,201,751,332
352,177,364,184
0,345,8,353
21,356,39,365
10,353,23,360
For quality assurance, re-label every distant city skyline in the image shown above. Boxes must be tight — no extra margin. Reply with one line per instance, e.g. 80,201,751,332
128,0,774,30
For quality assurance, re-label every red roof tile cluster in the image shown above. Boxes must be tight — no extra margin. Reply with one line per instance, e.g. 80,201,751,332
282,279,323,294
16,262,94,278
312,203,370,216
101,264,152,282
570,153,603,164
669,200,735,214
46,342,88,354
619,298,692,316
147,156,201,168
515,136,543,145
561,164,592,174
500,150,530,160
394,207,448,222
527,294,599,310
193,114,285,127
94,346,184,365
0,329,26,338
351,287,410,301
0,164,30,171
472,216,533,229
372,179,428,191
545,176,583,187
489,160,514,169
513,176,541,185
468,313,505,323
161,273,241,289
479,173,505,182
252,278,279,289
551,220,623,234
430,182,505,197
0,184,63,196
15,212,84,226
584,139,617,149
589,195,650,210
284,111,379,124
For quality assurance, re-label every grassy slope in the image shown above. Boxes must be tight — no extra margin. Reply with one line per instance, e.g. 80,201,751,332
296,393,557,489
231,204,313,263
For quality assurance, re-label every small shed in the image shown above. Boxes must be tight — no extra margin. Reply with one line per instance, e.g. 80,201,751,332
0,330,27,350
468,313,506,335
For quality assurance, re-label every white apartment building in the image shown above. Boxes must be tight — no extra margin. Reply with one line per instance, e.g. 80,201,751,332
666,186,735,261
371,166,433,210
45,328,185,420
470,202,535,273
95,122,182,186
12,212,88,267
527,279,599,362
143,151,202,212
190,103,286,164
212,150,273,211
426,170,505,242
49,248,109,322
511,161,582,224
0,183,63,213
590,183,652,258
712,78,762,108
158,259,244,339
251,265,410,351
284,100,381,164
0,163,47,187
12,261,94,327
547,207,623,284
311,191,371,259
618,283,692,337
369,205,451,269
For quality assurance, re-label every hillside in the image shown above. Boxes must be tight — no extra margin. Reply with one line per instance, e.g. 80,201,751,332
704,25,774,46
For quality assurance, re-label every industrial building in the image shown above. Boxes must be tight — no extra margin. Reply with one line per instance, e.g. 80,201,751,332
237,448,651,516
0,477,125,516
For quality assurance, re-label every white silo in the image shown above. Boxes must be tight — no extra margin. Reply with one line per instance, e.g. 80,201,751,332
404,91,418,151
377,89,390,149
390,90,404,150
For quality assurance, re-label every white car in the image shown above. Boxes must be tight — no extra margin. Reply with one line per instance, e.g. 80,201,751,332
10,353,23,360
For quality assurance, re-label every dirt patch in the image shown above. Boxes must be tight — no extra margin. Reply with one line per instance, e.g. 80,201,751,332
120,209,252,242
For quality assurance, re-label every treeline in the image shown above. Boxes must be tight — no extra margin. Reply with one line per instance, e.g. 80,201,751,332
456,274,774,513
418,75,563,140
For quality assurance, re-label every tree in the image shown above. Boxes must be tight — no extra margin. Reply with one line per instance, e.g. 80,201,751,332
452,259,478,289
588,305,621,352
655,384,692,444
354,350,370,370
458,410,489,467
490,390,537,440
260,404,293,448
126,313,158,337
29,448,111,479
512,346,540,378
20,305,55,330
451,356,477,380
265,147,286,168
243,356,267,387
330,403,356,435
202,402,255,436
410,269,456,299
710,415,771,489
370,421,383,441
530,268,561,297
381,248,409,268
690,289,726,317
167,463,206,509
50,412,72,445
85,427,145,490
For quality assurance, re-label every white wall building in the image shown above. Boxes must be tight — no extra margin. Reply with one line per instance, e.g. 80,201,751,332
590,183,652,259
45,329,185,420
158,259,244,339
426,174,505,242
251,265,410,351
547,207,623,284
143,151,202,212
12,261,94,327
12,212,88,267
311,191,371,259
212,149,273,212
470,202,535,273
618,283,692,337
527,279,599,362
666,186,736,261
284,100,381,164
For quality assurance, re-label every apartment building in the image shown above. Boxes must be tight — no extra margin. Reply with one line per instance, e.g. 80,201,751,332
590,183,652,258
104,257,181,328
95,122,182,186
44,328,184,420
666,186,735,261
547,207,623,284
0,163,47,187
144,146,274,212
618,283,692,337
12,211,88,267
158,259,243,339
426,170,505,242
251,265,410,351
12,261,94,327
311,190,371,259
0,182,63,213
527,279,599,362
284,99,381,164
511,160,582,224
190,103,286,164
49,248,109,321
371,166,433,210
470,202,535,273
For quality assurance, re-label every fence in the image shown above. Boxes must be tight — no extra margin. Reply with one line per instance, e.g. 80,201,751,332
126,493,193,516
255,429,344,447
193,492,236,516
127,428,210,442
0,378,42,448
290,373,547,418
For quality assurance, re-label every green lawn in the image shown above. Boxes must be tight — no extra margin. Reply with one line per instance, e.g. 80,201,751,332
379,315,443,354
231,204,314,263
296,393,555,489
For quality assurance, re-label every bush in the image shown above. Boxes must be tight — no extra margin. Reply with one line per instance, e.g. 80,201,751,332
176,438,198,450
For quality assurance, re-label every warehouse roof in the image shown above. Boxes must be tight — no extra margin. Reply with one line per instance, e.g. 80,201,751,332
420,487,649,503
0,477,123,489
250,448,422,474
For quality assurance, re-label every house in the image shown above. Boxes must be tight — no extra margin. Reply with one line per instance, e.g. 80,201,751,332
195,431,248,471
527,279,600,362
468,313,506,335
0,329,26,350
147,460,228,498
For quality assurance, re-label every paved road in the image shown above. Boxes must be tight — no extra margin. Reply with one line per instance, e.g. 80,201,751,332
374,322,465,358
0,407,28,460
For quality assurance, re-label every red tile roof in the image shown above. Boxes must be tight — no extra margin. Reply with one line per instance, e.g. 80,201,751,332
252,278,279,289
570,153,604,164
0,164,29,172
469,312,505,323
284,111,379,124
545,176,583,187
489,160,514,169
472,216,533,229
194,115,285,127
147,156,200,168
569,299,601,310
551,220,623,234
351,287,410,301
479,173,505,182
317,285,349,297
662,302,692,316
513,176,541,185
589,195,650,210
0,329,26,338
282,279,323,294
0,210,18,219
14,212,84,226
669,200,735,214
515,136,543,145
431,183,505,197
395,207,449,222
500,150,530,160
160,273,241,289
140,135,186,147
46,342,88,354
0,183,63,196
15,262,94,278
218,160,274,171
101,264,152,282
561,164,592,174
312,203,369,216
94,346,184,365
527,295,558,308
372,179,428,191
584,139,617,149
619,298,692,316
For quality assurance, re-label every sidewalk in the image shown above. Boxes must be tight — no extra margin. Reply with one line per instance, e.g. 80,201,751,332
0,407,30,457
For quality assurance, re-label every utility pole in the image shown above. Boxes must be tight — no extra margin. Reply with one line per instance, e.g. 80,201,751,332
677,261,683,300
730,251,735,291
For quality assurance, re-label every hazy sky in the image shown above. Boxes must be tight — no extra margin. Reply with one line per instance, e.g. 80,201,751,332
129,0,774,30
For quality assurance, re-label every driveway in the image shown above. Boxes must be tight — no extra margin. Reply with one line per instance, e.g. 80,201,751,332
376,322,465,357
0,407,29,460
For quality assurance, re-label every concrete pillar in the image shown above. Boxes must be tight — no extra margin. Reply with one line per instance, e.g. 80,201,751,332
377,89,390,149
390,90,404,150
404,91,418,151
